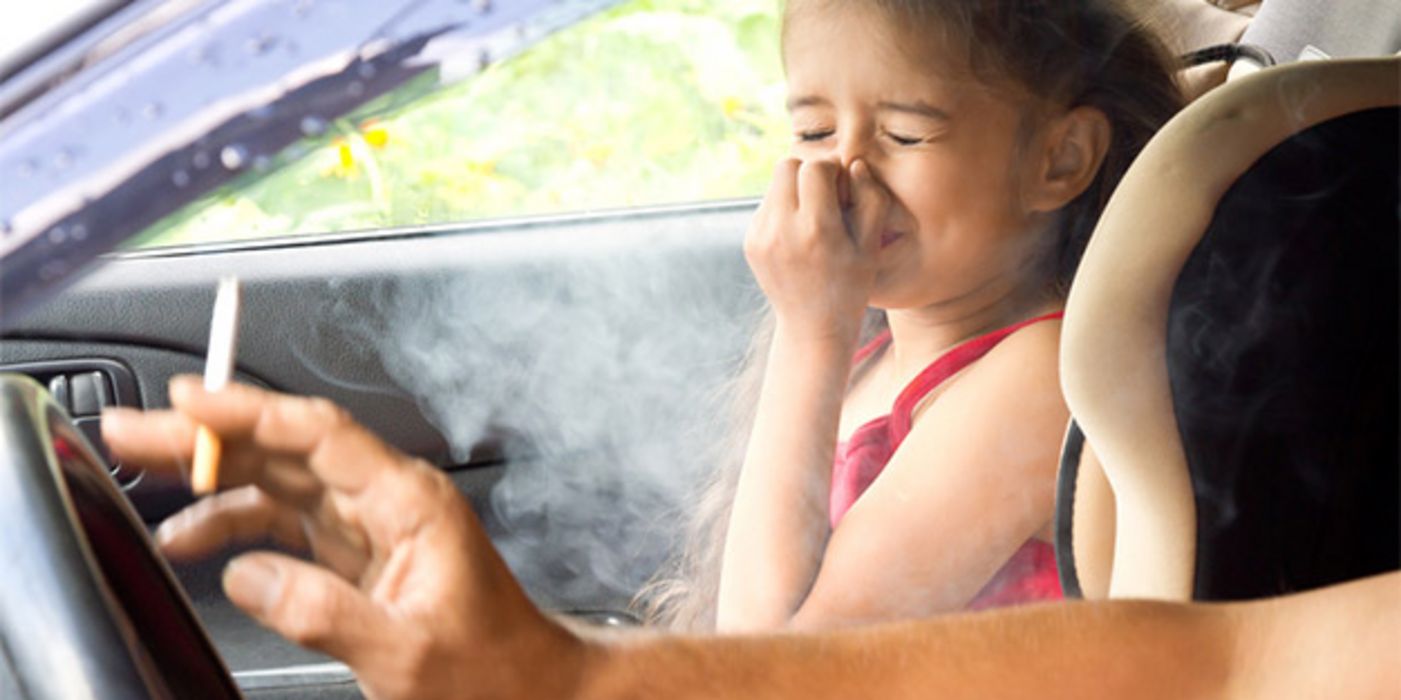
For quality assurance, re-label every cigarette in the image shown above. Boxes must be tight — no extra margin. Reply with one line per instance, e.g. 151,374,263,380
191,276,240,495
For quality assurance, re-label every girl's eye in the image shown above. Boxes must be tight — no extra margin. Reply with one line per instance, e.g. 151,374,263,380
885,131,923,146
795,129,834,143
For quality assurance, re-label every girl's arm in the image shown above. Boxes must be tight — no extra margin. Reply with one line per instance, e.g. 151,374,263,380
715,319,853,630
716,158,887,631
784,320,1068,628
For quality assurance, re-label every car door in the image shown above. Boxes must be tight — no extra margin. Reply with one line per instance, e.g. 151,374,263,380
1,0,780,695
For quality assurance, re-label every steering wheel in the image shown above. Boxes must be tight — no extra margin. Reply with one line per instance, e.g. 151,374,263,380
0,374,240,699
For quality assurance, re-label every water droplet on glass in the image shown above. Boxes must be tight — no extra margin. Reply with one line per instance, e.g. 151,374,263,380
48,227,68,245
193,150,212,169
114,107,132,125
195,44,220,67
221,145,248,170
294,0,314,17
300,116,327,136
18,159,38,178
346,81,365,98
143,102,164,120
54,148,75,170
70,224,88,241
357,62,377,80
473,0,492,13
172,169,191,188
246,35,278,56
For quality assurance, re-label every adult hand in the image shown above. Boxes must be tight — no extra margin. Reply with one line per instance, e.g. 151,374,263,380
743,157,890,344
102,377,587,700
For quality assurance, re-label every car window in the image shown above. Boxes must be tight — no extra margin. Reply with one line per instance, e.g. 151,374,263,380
129,0,787,249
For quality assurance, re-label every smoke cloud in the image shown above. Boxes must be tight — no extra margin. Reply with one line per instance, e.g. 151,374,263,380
353,223,763,611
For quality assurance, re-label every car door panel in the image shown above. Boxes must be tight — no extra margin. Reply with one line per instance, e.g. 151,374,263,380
1,201,759,689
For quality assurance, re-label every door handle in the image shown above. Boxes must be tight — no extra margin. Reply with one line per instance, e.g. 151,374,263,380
0,359,140,486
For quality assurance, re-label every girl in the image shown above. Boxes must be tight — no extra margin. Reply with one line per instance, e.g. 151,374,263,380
642,0,1182,631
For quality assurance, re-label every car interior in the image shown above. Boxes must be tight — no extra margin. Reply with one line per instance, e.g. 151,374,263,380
0,0,1397,698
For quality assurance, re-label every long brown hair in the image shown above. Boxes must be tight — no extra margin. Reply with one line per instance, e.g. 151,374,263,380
635,0,1183,630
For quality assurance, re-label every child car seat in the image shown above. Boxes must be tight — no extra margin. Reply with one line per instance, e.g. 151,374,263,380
1055,57,1400,601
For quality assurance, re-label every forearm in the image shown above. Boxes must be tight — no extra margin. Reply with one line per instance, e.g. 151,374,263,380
577,572,1398,700
716,322,854,630
1229,572,1401,698
578,599,1235,700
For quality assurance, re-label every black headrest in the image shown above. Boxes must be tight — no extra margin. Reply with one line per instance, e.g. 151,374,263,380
1167,106,1399,600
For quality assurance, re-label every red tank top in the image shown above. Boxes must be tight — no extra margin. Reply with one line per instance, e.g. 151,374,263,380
830,311,1065,610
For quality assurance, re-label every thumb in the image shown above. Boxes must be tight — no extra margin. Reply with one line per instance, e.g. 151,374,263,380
847,159,889,256
224,552,392,667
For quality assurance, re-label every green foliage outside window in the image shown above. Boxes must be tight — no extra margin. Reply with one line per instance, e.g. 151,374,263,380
131,0,788,248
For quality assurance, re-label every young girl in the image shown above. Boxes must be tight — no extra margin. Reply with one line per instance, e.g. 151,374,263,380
642,0,1182,631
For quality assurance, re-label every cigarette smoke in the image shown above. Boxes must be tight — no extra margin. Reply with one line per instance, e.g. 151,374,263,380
353,220,763,611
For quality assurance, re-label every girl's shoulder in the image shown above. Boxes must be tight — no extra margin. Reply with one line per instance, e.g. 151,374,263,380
931,314,1063,411
900,313,1064,432
968,312,1061,381
984,312,1061,360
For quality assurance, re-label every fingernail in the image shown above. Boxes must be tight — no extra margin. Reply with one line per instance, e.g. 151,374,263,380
169,375,203,400
99,407,134,435
100,406,136,420
154,508,194,548
153,519,178,546
224,556,282,614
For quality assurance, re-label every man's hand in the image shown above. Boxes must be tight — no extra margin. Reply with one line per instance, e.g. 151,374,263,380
102,376,587,699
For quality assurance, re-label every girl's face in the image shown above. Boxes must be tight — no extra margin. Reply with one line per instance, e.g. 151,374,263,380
783,4,1051,313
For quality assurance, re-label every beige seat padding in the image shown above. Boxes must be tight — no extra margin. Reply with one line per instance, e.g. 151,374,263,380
1060,57,1401,601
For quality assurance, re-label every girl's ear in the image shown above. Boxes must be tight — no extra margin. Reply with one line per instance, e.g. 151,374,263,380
1025,106,1112,213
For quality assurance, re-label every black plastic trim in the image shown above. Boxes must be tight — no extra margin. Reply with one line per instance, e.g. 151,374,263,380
1054,419,1085,599
0,357,141,409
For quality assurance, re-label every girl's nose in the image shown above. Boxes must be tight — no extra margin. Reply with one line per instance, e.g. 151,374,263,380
836,140,863,171
835,130,877,172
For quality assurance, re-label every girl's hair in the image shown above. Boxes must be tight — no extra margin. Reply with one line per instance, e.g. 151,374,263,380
634,0,1184,630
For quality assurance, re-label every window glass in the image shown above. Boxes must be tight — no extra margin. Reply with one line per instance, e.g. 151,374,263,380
131,0,787,249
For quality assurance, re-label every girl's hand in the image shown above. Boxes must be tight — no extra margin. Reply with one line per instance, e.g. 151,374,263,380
101,377,585,700
744,158,890,344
